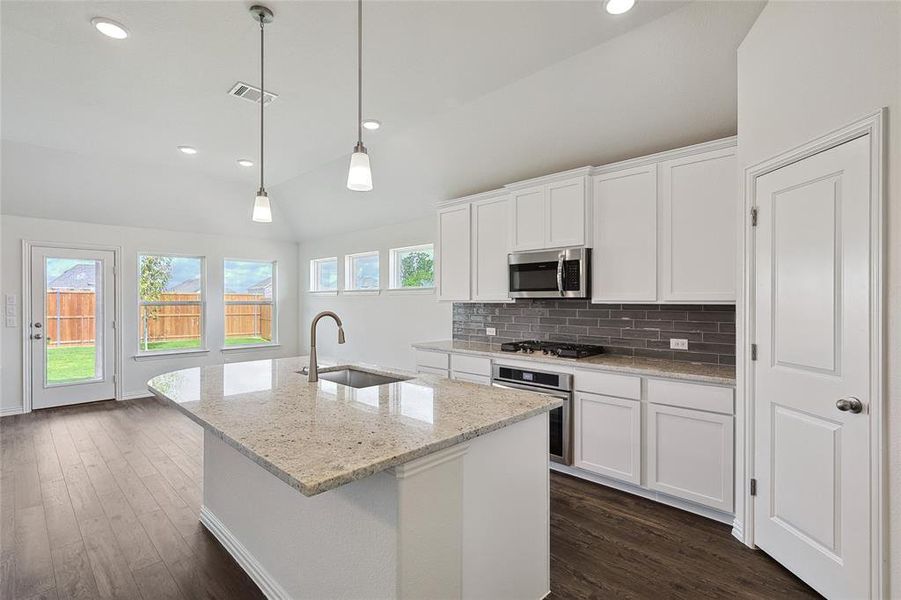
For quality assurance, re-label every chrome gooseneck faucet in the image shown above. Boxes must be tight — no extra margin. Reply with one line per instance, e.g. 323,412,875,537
308,311,346,382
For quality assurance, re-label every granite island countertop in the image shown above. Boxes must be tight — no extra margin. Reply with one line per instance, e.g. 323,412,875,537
147,356,562,497
412,340,736,386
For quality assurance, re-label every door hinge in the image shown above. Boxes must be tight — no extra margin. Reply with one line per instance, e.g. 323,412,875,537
750,478,757,496
751,206,759,227
751,344,758,361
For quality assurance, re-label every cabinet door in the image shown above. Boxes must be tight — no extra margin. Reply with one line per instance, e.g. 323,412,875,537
472,196,511,301
592,166,657,302
658,147,737,302
510,186,546,251
436,204,471,301
647,403,734,512
546,177,586,248
574,392,641,485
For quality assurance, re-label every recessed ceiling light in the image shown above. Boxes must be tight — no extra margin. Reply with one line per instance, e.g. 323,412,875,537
362,119,381,131
605,0,635,15
237,159,254,167
177,146,198,155
91,17,129,40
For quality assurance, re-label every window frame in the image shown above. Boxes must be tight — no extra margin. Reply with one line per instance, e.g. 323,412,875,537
135,252,207,357
388,243,435,291
222,258,278,350
309,256,339,294
344,250,381,293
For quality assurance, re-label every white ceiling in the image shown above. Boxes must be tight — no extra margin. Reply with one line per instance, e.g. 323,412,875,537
1,0,764,242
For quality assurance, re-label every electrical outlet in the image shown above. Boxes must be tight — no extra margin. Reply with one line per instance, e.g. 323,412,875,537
5,305,15,317
5,294,15,305
486,327,497,336
670,338,689,350
5,317,16,328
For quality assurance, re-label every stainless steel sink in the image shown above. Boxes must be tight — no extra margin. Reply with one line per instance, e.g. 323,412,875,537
317,368,409,389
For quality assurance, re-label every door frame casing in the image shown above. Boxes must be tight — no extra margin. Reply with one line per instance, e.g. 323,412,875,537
21,240,124,413
737,109,886,598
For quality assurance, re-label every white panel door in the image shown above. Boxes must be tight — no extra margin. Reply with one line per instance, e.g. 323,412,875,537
471,196,511,301
510,186,546,251
31,246,116,409
754,134,871,599
659,147,737,302
646,403,733,512
436,204,471,301
574,392,641,484
546,177,586,248
592,166,657,302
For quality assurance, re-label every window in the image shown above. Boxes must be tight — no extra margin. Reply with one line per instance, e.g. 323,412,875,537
310,257,338,292
345,251,380,291
224,260,276,347
389,244,434,289
138,255,204,353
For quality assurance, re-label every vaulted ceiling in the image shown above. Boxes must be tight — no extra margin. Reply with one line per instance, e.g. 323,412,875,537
1,0,764,242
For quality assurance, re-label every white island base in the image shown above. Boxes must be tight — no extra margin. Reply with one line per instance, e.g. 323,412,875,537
200,412,550,600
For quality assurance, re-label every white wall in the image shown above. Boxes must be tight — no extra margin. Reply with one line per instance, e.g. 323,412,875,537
299,217,451,371
1,215,300,410
736,1,901,594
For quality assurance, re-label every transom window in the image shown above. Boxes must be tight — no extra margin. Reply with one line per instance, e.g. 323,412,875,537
224,260,276,347
138,255,204,353
389,244,434,289
345,251,380,291
310,257,338,292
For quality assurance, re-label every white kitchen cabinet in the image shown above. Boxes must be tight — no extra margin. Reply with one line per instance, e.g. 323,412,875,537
658,146,737,302
510,185,546,251
591,165,657,302
574,392,641,485
436,204,471,302
546,177,586,247
471,195,511,301
647,402,734,512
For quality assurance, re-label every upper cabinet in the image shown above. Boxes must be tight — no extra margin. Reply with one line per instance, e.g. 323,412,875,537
471,194,511,302
510,170,591,251
436,203,471,302
658,147,737,302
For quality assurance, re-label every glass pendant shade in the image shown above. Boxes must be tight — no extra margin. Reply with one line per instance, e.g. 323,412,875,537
346,145,373,192
252,190,272,222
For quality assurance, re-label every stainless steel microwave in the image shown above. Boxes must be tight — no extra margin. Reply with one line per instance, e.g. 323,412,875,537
508,248,590,299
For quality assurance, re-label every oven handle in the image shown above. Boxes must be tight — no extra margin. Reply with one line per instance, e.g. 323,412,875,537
556,253,564,296
492,380,571,401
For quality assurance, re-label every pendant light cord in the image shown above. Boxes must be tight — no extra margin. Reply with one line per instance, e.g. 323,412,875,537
259,17,265,191
357,0,362,146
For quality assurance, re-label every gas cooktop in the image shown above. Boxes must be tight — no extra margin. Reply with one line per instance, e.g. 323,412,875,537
499,340,605,359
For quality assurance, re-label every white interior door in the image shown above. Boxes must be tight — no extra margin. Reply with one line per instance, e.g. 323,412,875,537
31,246,116,409
753,134,872,598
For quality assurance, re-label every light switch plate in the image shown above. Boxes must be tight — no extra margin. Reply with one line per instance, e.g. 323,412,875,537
670,338,689,350
5,317,16,328
5,294,15,306
486,327,497,336
5,305,15,316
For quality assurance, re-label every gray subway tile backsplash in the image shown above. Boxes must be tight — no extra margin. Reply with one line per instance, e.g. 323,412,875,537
452,299,736,366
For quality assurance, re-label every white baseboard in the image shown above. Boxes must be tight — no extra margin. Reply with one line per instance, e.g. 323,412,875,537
731,518,744,543
120,390,154,401
550,463,734,526
0,406,24,418
199,505,290,600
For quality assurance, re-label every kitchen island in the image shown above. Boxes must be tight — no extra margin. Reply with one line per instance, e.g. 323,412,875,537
148,357,561,600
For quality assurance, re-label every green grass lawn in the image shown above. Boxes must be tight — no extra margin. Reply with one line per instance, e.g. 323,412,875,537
47,337,272,382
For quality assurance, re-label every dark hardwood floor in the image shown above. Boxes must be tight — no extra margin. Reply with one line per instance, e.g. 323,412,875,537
0,398,820,600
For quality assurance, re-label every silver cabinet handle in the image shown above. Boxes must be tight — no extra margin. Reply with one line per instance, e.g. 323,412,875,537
556,254,564,296
836,396,863,414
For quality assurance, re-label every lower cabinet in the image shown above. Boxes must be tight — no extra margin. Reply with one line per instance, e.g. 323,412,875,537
646,403,734,513
574,392,641,485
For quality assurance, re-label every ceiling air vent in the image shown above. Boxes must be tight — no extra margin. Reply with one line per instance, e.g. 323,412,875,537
228,82,278,105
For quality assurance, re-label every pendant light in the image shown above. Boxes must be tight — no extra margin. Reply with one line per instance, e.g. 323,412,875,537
346,0,372,191
251,5,274,222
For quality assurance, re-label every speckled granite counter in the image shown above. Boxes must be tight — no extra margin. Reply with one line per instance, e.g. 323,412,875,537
412,340,736,386
147,356,561,497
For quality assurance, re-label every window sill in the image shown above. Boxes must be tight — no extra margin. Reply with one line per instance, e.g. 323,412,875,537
220,343,281,353
385,287,435,295
308,290,338,296
342,289,381,296
133,348,210,361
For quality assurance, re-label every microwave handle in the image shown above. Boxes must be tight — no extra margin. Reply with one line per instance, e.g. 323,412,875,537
556,253,564,296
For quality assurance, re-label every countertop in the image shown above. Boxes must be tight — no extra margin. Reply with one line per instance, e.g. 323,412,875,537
147,356,562,497
412,340,736,386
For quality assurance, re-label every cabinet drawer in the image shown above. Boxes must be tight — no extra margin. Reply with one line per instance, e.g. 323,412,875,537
574,369,640,400
416,350,449,370
451,353,492,376
416,365,449,378
451,371,491,386
647,379,734,415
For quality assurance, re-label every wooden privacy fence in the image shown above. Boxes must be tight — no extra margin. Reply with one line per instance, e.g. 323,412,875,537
46,291,272,346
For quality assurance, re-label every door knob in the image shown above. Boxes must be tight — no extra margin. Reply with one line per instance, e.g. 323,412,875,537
33,322,42,328
32,333,43,340
836,396,863,414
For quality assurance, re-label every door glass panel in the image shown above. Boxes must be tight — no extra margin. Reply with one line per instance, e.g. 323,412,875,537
45,257,102,384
